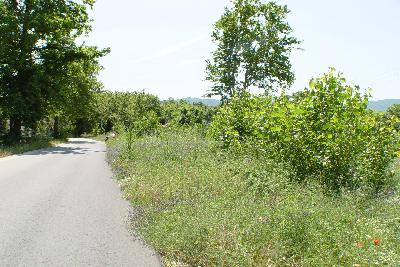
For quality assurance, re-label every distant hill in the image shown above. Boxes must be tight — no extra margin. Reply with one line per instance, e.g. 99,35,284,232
368,99,400,111
181,97,220,106
175,98,400,111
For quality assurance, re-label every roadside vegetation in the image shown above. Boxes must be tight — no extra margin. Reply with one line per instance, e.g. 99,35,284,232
1,0,399,266
104,1,399,265
108,127,399,266
105,74,400,265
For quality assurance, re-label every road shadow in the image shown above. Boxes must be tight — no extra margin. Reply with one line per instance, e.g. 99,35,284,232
13,139,104,157
20,146,90,156
67,140,97,145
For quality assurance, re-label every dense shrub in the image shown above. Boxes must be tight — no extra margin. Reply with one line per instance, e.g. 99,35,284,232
207,93,270,147
92,91,162,134
209,69,399,191
161,100,216,126
386,104,400,130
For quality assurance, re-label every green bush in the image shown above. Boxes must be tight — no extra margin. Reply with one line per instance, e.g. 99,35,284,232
131,111,160,137
161,100,216,126
207,93,272,147
91,90,162,134
386,104,400,130
209,69,399,192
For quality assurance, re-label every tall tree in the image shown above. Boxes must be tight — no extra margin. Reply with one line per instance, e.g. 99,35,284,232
0,0,106,141
45,46,108,138
206,0,300,102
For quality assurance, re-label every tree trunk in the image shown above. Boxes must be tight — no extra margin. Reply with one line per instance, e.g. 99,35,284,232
9,116,22,141
74,118,86,137
0,118,6,136
6,0,32,144
53,116,60,138
243,70,250,93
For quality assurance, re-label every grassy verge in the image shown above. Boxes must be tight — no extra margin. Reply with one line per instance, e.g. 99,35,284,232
108,128,400,266
0,138,64,158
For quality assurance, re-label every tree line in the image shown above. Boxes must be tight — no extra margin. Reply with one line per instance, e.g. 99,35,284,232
0,0,108,142
0,0,217,143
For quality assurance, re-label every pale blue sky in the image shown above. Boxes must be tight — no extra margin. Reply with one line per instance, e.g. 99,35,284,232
86,0,400,100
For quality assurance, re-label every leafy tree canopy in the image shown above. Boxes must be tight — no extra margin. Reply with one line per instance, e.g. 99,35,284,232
206,0,301,102
0,0,108,141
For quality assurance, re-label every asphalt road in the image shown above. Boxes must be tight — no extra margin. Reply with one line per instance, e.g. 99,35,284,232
0,138,162,267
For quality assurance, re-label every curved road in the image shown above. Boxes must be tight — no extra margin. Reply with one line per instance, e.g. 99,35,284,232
0,139,161,267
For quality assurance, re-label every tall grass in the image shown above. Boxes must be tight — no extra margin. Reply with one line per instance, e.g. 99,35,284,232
108,128,400,266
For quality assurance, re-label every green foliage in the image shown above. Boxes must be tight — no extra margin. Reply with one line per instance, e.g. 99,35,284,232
209,69,399,192
207,92,272,147
387,104,400,130
0,0,107,141
88,91,162,134
89,91,162,153
108,127,400,266
206,0,300,101
75,92,217,138
131,111,160,137
161,100,216,126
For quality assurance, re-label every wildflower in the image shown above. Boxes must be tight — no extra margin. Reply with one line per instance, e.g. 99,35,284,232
373,239,381,246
